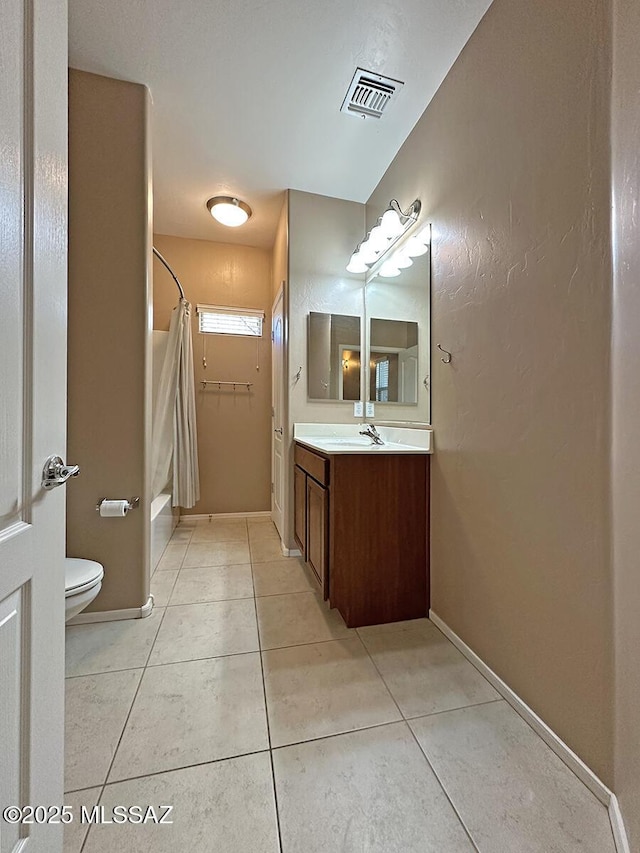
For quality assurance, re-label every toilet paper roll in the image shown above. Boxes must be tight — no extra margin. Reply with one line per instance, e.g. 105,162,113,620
99,500,129,518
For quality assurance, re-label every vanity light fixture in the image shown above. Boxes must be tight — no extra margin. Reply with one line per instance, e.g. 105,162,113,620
347,198,426,278
206,196,252,227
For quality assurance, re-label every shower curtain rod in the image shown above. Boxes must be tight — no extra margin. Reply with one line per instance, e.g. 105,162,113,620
153,246,185,300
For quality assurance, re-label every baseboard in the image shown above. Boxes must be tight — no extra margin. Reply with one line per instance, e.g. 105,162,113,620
179,511,272,521
282,545,302,557
68,595,154,625
609,796,632,853
429,609,631,853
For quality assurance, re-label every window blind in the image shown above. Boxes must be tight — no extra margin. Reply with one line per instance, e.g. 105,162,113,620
196,304,264,337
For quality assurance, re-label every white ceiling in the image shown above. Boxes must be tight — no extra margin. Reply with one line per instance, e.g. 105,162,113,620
69,0,492,249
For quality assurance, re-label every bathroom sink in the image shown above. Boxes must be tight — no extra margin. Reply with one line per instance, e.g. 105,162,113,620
293,423,433,455
317,438,373,448
296,436,429,454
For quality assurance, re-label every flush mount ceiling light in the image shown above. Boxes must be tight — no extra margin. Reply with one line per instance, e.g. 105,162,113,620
347,199,426,278
206,196,252,227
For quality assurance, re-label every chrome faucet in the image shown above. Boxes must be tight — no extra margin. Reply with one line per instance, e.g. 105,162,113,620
359,424,384,445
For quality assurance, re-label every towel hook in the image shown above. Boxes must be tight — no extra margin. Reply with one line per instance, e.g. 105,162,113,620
437,344,452,364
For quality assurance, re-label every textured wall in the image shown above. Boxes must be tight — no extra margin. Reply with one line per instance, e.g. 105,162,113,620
286,190,365,546
67,70,151,612
367,0,614,782
612,0,640,843
153,234,272,515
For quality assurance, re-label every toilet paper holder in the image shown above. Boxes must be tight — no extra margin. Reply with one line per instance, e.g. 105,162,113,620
95,497,140,513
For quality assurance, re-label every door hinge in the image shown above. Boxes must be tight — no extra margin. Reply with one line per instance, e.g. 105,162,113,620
271,330,274,341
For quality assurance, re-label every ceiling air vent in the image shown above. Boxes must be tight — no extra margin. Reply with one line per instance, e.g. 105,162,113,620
340,68,404,119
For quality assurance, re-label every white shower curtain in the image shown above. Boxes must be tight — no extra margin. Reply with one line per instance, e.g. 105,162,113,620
151,298,200,508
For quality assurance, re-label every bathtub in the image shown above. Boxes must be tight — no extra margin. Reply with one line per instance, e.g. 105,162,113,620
151,492,177,572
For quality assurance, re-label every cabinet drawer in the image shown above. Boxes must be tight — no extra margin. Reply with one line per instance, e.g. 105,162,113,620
294,443,329,486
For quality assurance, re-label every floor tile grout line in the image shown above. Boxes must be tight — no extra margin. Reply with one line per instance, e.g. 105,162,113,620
155,586,325,611
357,634,412,726
359,629,481,851
271,717,414,752
267,751,284,853
260,633,358,653
250,554,285,853
142,601,172,667
84,749,274,791
96,583,174,790
181,560,250,570
405,722,482,852
98,664,147,790
164,592,255,608
153,567,180,607
78,783,105,853
403,697,505,722
146,647,261,669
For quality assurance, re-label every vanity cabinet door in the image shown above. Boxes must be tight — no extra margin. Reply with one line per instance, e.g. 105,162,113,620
306,476,329,598
294,464,307,558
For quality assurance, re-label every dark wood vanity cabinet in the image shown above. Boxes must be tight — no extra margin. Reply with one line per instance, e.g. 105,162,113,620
294,441,429,628
306,477,328,595
294,444,329,597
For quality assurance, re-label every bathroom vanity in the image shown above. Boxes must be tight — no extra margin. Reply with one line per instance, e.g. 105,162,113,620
293,425,431,628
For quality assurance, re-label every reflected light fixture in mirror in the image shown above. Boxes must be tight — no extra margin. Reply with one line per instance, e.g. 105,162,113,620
377,225,431,278
206,196,252,227
347,198,421,274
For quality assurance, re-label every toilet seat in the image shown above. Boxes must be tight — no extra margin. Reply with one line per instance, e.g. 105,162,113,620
65,558,104,598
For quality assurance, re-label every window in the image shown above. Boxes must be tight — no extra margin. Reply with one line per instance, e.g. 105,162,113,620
197,304,264,337
375,358,389,402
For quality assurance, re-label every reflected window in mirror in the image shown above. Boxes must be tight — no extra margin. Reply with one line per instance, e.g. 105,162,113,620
369,319,418,404
308,312,362,402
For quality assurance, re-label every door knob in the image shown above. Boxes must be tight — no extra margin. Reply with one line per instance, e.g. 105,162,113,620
42,455,81,490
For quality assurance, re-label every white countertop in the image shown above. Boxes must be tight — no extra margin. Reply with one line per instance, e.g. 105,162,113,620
294,423,433,455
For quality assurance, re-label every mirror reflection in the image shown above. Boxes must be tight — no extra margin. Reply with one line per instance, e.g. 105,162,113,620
369,319,418,404
307,312,361,401
364,229,430,420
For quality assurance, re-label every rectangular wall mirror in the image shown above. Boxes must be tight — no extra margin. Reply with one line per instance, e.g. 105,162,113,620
307,312,362,401
364,226,431,421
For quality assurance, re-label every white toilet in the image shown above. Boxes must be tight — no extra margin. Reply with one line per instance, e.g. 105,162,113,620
65,558,104,622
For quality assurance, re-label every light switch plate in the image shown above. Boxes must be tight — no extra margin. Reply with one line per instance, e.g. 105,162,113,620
353,401,363,417
365,401,375,417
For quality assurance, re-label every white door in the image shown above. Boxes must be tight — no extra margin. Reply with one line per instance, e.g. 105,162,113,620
271,285,285,538
399,344,419,403
0,1,68,851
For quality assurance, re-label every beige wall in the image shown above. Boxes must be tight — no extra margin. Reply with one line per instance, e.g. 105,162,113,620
272,193,288,302
153,234,272,515
367,0,614,783
612,0,640,843
67,69,151,612
285,190,365,546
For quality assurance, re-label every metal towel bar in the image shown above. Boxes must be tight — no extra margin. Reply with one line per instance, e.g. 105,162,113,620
200,380,253,390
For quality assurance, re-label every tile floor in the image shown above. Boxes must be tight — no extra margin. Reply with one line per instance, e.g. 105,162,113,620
64,516,617,853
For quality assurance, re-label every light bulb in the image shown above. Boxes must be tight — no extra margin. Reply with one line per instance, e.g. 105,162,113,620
404,236,429,257
358,242,380,263
379,260,401,277
394,251,413,269
368,225,390,251
380,208,404,238
346,254,368,273
207,196,252,227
